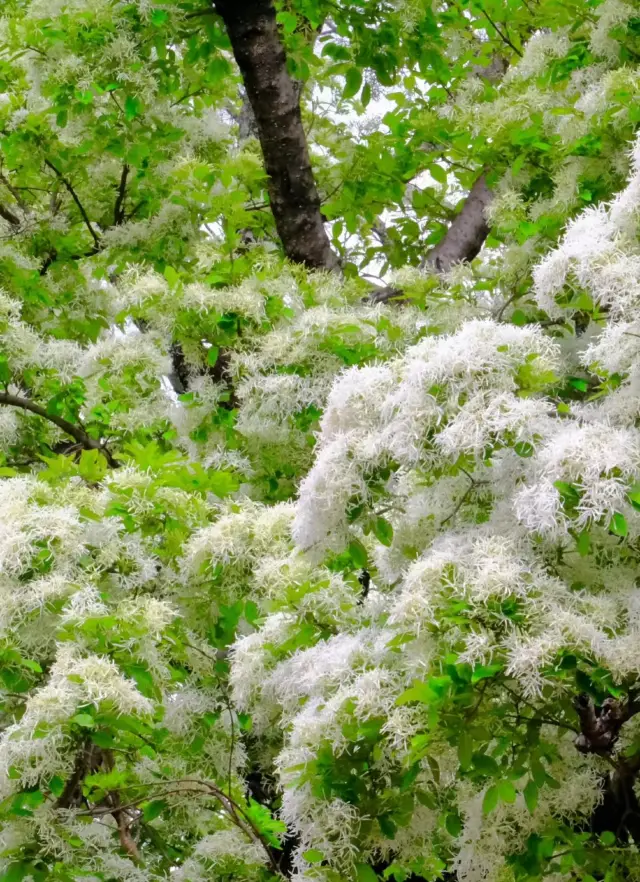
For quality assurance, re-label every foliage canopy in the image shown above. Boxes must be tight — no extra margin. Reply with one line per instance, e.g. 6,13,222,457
2,2,640,882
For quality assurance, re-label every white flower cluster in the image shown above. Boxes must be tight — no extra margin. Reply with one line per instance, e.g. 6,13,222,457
293,319,560,552
0,645,153,797
224,143,640,880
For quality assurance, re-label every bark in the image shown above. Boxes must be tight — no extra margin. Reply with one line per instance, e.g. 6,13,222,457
422,173,492,273
0,202,21,227
370,173,493,303
215,0,338,271
57,741,104,808
574,693,629,755
572,693,640,842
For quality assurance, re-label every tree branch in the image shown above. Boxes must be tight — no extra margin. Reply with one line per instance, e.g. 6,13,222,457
370,174,494,303
0,172,28,210
0,391,118,467
424,173,493,273
479,9,523,57
113,163,130,226
0,202,21,227
215,0,338,271
573,693,634,755
44,159,101,248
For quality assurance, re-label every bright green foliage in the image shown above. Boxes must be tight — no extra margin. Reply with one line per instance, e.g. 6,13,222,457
1,3,640,882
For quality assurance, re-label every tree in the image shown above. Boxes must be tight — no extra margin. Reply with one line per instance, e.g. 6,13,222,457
1,0,640,881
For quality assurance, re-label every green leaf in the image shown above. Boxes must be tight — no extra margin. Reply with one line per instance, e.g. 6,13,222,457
344,67,363,100
207,346,219,367
356,865,379,882
514,441,534,457
151,8,168,25
20,658,42,673
1,862,29,882
277,10,297,34
244,600,259,624
71,713,95,728
127,664,157,698
0,354,10,385
207,470,239,498
524,779,538,814
163,265,179,287
600,830,616,846
348,538,368,568
458,732,473,770
530,757,547,787
568,376,589,392
482,785,500,815
445,812,462,836
373,517,394,547
554,480,580,505
610,513,628,537
361,82,372,108
497,780,516,803
303,850,324,864
471,663,503,684
396,682,432,705
576,530,590,556
78,448,107,483
124,94,142,121
472,753,500,776
429,164,447,185
142,799,167,822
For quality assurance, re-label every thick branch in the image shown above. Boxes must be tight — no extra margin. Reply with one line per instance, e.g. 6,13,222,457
424,173,493,273
370,174,494,303
57,741,104,808
44,159,101,248
0,391,118,467
215,0,338,271
573,693,630,755
0,202,21,227
113,163,130,226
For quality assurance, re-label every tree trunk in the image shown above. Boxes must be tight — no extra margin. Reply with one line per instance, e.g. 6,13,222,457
215,0,339,271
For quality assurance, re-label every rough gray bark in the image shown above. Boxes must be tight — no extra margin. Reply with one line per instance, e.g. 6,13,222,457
423,173,493,273
370,174,493,303
215,0,339,271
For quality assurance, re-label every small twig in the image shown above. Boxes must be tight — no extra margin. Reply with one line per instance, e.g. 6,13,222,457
0,173,28,210
181,640,234,796
125,199,145,221
466,680,490,720
170,88,204,107
500,683,575,732
108,791,141,862
78,780,282,876
495,289,522,323
44,159,101,247
480,9,523,57
109,91,125,114
502,713,578,734
184,7,216,18
440,469,489,526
